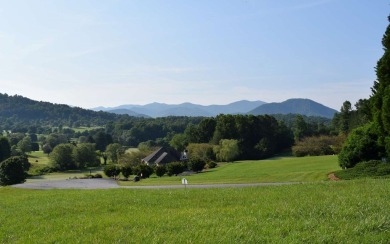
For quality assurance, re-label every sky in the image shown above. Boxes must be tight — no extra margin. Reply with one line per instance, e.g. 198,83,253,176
0,0,388,110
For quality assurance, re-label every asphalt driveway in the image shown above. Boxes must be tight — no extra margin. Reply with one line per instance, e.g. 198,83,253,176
12,178,299,190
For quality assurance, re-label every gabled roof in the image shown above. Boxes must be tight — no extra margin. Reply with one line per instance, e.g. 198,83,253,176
142,147,181,165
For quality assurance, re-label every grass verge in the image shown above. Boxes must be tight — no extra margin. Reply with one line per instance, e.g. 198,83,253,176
1,179,389,243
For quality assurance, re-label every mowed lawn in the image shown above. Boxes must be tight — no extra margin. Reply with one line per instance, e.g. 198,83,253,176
1,179,390,243
28,151,50,165
120,155,340,186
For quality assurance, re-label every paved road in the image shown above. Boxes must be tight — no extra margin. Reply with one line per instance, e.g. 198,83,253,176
12,179,121,190
12,179,301,190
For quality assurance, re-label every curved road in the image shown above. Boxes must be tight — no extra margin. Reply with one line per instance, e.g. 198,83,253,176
12,178,300,190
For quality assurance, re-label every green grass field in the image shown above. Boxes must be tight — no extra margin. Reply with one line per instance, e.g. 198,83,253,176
27,151,105,182
28,151,50,165
120,155,340,186
1,179,389,243
26,154,339,185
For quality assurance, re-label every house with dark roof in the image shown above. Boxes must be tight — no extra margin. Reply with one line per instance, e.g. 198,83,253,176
142,147,187,166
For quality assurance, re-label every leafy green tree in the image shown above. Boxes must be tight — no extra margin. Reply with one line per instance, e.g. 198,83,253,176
73,143,100,168
8,133,25,146
339,101,352,134
42,144,52,155
255,138,272,158
17,136,32,154
293,115,308,142
50,143,76,170
197,118,216,143
94,131,113,151
0,137,11,162
0,156,29,186
138,140,156,152
105,143,124,163
214,139,240,162
45,133,68,149
169,133,188,152
118,150,149,167
186,143,215,162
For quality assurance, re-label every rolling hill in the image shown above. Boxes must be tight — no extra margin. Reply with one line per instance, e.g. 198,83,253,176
0,93,122,126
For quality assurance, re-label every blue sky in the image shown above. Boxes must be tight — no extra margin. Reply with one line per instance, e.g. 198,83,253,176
0,0,388,110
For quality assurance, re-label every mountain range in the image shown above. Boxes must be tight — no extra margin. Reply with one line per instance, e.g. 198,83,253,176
92,98,338,119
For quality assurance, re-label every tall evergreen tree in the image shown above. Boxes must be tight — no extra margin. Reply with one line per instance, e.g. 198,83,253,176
371,15,390,158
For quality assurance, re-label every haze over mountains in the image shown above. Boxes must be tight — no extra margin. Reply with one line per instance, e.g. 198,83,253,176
92,98,337,119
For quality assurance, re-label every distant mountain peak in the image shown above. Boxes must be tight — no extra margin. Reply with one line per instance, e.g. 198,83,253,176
91,100,266,117
248,98,337,118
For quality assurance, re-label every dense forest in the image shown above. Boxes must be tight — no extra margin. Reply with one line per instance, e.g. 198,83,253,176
0,93,121,129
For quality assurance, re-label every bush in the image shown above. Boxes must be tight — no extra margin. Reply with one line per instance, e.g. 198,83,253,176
338,124,384,168
206,161,217,169
189,157,206,172
121,164,133,179
133,164,153,178
334,160,390,179
103,164,121,179
0,156,28,186
166,162,186,176
292,135,344,157
94,173,103,178
155,165,166,177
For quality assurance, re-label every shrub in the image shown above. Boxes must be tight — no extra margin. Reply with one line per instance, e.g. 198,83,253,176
121,164,133,179
338,124,384,168
189,157,206,172
155,165,166,177
133,164,153,178
103,164,121,179
206,161,217,169
94,173,103,178
334,160,390,179
0,156,28,186
292,135,344,157
166,162,186,176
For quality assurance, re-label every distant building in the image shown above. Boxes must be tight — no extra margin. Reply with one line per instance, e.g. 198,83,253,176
142,147,188,166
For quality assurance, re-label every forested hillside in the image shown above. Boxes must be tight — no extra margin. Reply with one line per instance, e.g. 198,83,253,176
0,93,122,128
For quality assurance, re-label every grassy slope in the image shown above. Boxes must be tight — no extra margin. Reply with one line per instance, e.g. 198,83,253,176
1,179,389,243
120,155,340,186
25,154,339,184
28,151,50,165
